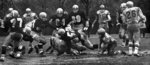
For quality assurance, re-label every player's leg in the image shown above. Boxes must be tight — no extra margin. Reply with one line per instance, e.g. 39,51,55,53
33,34,47,55
79,30,97,50
71,38,87,52
22,34,34,54
127,31,134,55
8,33,23,58
0,33,14,61
107,40,117,55
133,30,140,56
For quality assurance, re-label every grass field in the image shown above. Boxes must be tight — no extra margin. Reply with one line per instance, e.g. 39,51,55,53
0,34,150,65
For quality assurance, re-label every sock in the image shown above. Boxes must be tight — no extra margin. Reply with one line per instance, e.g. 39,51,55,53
128,42,133,55
134,41,139,54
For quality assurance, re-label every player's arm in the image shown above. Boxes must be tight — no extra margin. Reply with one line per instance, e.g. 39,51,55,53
82,12,89,28
116,11,121,25
106,11,111,22
92,11,99,28
138,8,146,23
121,12,127,24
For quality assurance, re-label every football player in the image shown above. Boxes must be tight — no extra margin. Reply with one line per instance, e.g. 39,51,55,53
47,28,86,56
0,10,25,61
49,8,68,36
23,8,38,24
23,17,47,56
122,1,146,56
97,28,117,55
68,4,97,50
117,3,129,47
3,8,14,32
27,12,49,54
93,4,111,33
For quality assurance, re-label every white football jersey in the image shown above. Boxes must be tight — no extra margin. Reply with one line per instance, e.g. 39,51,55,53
123,7,146,24
97,10,110,23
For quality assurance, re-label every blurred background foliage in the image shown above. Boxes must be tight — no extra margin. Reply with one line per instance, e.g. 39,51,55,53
0,0,150,35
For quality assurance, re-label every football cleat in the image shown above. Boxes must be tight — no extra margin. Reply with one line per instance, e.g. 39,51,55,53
134,53,141,57
0,55,5,62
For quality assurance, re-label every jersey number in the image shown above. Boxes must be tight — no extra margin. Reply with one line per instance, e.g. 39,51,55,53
72,15,81,23
55,19,65,26
126,10,136,19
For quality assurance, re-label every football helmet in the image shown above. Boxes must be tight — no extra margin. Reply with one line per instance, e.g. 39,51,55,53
126,1,134,7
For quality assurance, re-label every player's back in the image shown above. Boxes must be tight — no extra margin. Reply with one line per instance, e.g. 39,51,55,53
123,7,140,24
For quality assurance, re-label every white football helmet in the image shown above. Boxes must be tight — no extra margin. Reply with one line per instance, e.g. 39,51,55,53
12,10,19,17
56,8,63,14
120,3,127,11
72,4,79,13
39,12,47,18
9,8,13,12
100,4,105,9
120,3,127,8
26,8,31,12
72,4,79,9
58,28,66,35
97,28,106,35
126,1,134,8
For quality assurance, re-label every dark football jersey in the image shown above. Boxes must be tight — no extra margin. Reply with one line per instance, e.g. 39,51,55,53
33,18,49,33
68,11,87,26
50,14,68,28
9,18,23,33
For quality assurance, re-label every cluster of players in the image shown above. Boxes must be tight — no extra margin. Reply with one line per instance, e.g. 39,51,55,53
0,1,147,62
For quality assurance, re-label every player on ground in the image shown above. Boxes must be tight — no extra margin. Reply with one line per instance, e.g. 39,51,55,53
93,4,111,33
122,1,146,56
68,4,97,50
0,10,25,61
47,28,86,56
97,28,117,55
